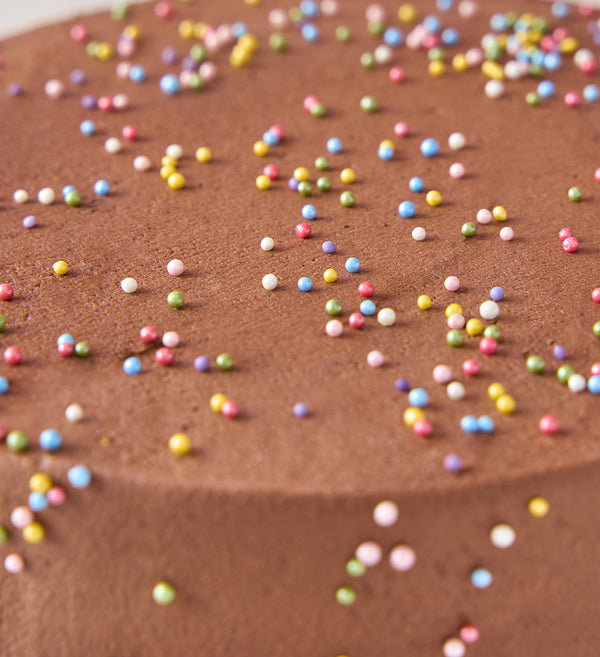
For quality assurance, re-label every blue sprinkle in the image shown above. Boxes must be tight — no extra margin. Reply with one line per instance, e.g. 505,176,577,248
378,145,394,161
588,375,600,394
583,84,599,103
436,0,454,10
29,491,48,512
420,138,440,157
551,1,570,18
326,137,342,153
490,286,504,301
322,240,337,254
345,257,361,273
0,377,9,394
471,567,493,589
460,415,479,433
62,185,76,197
57,334,75,346
300,0,319,17
408,388,429,408
79,120,96,136
68,465,92,489
553,345,566,360
537,80,556,99
297,277,313,292
123,357,142,375
409,177,425,193
288,177,300,191
39,429,63,452
301,23,320,42
160,74,180,95
441,27,459,46
423,15,441,34
262,130,280,146
128,64,147,82
477,415,495,433
231,22,248,38
302,204,317,220
398,201,416,218
94,180,110,196
383,27,404,47
360,299,376,316
544,52,562,71
293,401,309,417
490,13,507,32
22,215,36,229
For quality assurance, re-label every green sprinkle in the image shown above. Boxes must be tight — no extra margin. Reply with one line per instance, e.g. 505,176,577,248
446,330,465,347
315,157,329,171
167,291,185,309
335,25,352,42
297,181,313,197
189,73,205,91
526,355,545,374
152,581,176,606
216,353,234,371
340,191,355,207
360,95,378,113
0,525,8,544
461,222,477,237
568,186,582,202
325,299,343,316
111,2,130,20
346,558,366,577
288,7,302,22
75,341,90,358
594,320,600,338
428,47,445,61
0,314,6,331
7,430,28,452
317,176,331,192
526,92,540,106
483,325,502,341
367,20,385,36
336,585,356,606
86,41,100,58
360,52,375,68
269,33,287,51
309,102,327,117
557,364,575,385
65,191,82,207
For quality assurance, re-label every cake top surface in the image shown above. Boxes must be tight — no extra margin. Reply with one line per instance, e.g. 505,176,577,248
0,0,599,496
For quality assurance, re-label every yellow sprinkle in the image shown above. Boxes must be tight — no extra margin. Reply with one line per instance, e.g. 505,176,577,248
167,173,186,190
482,60,505,81
238,33,259,53
445,303,463,318
23,522,45,544
528,496,550,518
53,260,68,276
492,205,507,221
465,318,483,336
253,140,269,157
417,294,432,310
403,407,426,427
195,146,212,163
428,60,446,77
426,190,442,207
487,382,506,401
162,155,178,167
256,174,271,190
379,139,395,150
210,393,228,413
496,393,516,414
29,473,53,494
294,167,310,182
559,36,579,55
230,47,251,68
452,53,469,72
398,3,417,22
100,436,111,447
160,165,177,180
323,268,338,283
96,42,114,61
178,19,195,40
193,22,209,40
340,168,356,184
168,432,192,456
122,24,142,41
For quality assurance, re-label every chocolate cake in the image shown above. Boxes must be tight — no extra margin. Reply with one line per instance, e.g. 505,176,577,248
1,0,600,654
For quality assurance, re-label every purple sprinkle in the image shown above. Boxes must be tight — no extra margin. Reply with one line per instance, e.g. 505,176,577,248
489,286,504,301
394,378,410,392
7,82,23,97
181,56,196,71
553,345,566,360
80,94,97,109
161,46,178,65
444,453,463,473
22,215,36,229
69,69,87,85
293,402,309,418
288,177,300,191
322,240,337,254
194,356,210,372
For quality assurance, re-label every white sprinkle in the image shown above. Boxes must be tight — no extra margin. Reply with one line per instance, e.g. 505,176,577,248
44,78,65,99
568,373,587,393
121,277,138,294
479,300,499,320
389,544,416,571
116,62,132,79
37,188,56,205
367,350,385,367
165,144,183,159
112,93,129,110
377,308,396,326
105,137,123,154
268,8,289,28
490,523,516,549
65,403,84,422
446,381,465,400
162,331,180,348
374,44,393,64
325,319,343,337
133,155,151,172
448,132,466,150
373,500,399,527
499,226,514,241
485,79,505,99
167,259,184,276
442,637,466,657
412,226,426,241
260,237,275,251
13,189,29,204
476,208,492,224
262,273,277,290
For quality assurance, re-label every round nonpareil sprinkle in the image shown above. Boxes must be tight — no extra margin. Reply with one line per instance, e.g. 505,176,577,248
389,544,416,571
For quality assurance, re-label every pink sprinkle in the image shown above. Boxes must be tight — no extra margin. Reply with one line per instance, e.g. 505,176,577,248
269,124,285,140
365,3,386,22
449,162,466,179
476,209,492,224
154,1,174,19
447,313,465,329
367,350,385,367
199,61,217,82
4,553,25,574
70,24,89,43
422,33,440,50
10,506,33,529
591,362,600,375
462,358,481,376
167,259,184,276
433,364,453,384
221,400,240,419
388,66,406,83
326,320,343,337
303,94,320,112
47,486,67,506
393,121,410,137
117,39,136,57
413,418,433,437
349,313,365,329
539,414,560,435
592,288,600,303
580,59,596,75
458,0,478,19
479,336,498,355
389,544,416,571
45,79,65,99
558,227,573,241
564,92,581,108
465,47,483,67
459,623,479,644
444,276,460,292
595,168,600,184
356,541,382,567
562,236,579,253
263,164,280,180
499,226,514,241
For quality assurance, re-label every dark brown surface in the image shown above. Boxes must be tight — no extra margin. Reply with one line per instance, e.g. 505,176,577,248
0,1,600,655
